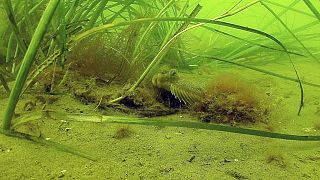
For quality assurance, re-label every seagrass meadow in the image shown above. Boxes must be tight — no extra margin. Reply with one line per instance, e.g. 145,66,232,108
0,0,320,179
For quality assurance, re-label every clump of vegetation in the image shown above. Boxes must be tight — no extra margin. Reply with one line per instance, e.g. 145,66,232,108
266,152,287,168
113,126,134,139
192,73,267,124
68,34,127,84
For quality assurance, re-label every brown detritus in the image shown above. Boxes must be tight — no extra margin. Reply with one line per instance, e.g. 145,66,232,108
45,95,59,104
225,170,248,180
266,152,287,168
30,66,66,94
192,73,268,124
23,101,36,111
113,126,134,139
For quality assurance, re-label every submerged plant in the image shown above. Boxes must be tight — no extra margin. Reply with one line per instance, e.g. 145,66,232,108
69,34,124,83
3,0,60,131
192,73,266,124
266,152,287,168
113,126,134,139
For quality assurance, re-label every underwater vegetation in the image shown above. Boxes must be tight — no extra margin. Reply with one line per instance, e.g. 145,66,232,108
113,126,134,139
266,151,288,169
0,0,320,168
192,73,267,124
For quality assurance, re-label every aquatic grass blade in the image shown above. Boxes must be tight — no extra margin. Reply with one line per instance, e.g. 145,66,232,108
132,0,175,59
224,0,300,60
111,119,320,141
261,1,319,63
199,25,303,57
106,0,135,24
2,0,60,131
2,0,27,54
263,0,315,18
57,0,67,65
301,0,320,21
61,113,320,142
85,0,109,29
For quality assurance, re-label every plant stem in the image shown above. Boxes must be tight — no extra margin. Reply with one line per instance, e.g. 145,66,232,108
2,0,60,131
301,0,320,21
0,74,10,94
2,0,27,54
85,0,109,29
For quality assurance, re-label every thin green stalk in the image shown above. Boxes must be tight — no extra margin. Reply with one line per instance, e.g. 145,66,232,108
159,1,192,49
2,0,27,54
57,0,67,65
74,0,99,23
110,119,320,141
52,113,320,141
29,0,47,15
223,0,244,15
263,0,315,18
214,0,259,20
23,1,35,42
261,1,319,63
175,4,203,36
293,20,319,33
224,0,300,60
155,1,192,64
85,0,109,29
132,0,175,59
260,2,313,114
2,0,60,131
65,0,80,23
200,25,303,57
302,0,320,21
187,52,320,88
6,33,14,63
22,50,61,94
71,17,284,45
106,0,135,23
0,74,10,94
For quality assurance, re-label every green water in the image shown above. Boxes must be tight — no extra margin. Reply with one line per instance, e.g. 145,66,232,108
0,0,320,179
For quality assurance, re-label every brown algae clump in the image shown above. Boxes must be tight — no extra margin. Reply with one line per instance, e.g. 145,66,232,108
266,152,287,168
113,126,134,139
192,73,267,124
